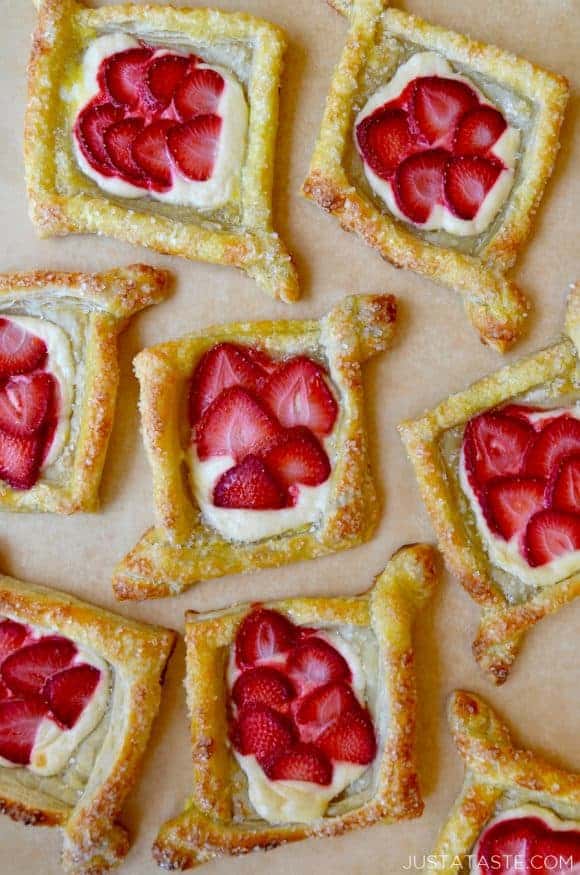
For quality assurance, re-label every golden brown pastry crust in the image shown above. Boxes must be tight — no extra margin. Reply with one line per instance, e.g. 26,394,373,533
0,571,176,874
25,0,298,303
303,0,569,351
112,293,397,600
399,282,580,684
153,543,439,869
431,691,580,874
0,264,169,515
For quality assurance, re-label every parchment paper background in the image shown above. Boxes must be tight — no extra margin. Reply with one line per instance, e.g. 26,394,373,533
0,0,578,872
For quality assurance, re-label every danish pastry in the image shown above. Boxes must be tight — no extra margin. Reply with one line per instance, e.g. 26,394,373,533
153,544,439,869
303,0,569,350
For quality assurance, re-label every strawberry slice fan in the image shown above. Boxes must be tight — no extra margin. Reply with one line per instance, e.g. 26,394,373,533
432,692,580,875
153,545,439,869
400,281,580,684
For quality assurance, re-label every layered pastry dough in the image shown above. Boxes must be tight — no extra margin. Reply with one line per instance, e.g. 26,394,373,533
431,691,580,874
303,0,569,351
153,544,439,869
399,281,580,684
25,0,298,302
0,571,175,874
112,293,397,601
0,264,168,514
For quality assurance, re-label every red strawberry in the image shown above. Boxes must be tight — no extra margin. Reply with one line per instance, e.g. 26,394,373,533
525,510,580,567
294,681,360,743
213,455,286,510
445,156,502,220
146,53,191,107
550,456,580,514
463,413,534,485
75,102,124,174
264,428,331,493
235,608,297,668
174,68,225,121
244,347,278,375
265,743,332,785
0,372,54,437
103,117,145,181
394,150,448,224
0,680,12,700
232,666,294,713
231,703,295,763
196,386,283,461
0,318,47,379
485,478,545,541
499,404,541,425
102,47,153,108
476,814,580,875
0,620,28,661
0,699,49,766
0,431,44,490
1,637,77,697
411,77,477,145
262,357,338,437
44,664,102,729
317,709,377,765
287,638,351,695
131,120,174,189
167,115,222,182
526,418,580,479
356,109,413,178
454,106,507,157
189,342,266,424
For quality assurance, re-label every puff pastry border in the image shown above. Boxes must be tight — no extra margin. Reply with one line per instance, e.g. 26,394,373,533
431,691,580,874
112,292,397,601
153,543,439,870
0,571,176,874
0,264,169,515
25,0,298,303
399,282,580,684
303,0,569,351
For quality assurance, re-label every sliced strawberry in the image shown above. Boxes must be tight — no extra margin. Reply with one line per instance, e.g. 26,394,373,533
146,53,191,107
485,478,545,541
167,115,222,182
189,342,266,425
525,510,580,567
231,703,295,763
317,708,377,765
75,102,124,174
411,77,477,145
525,417,580,479
1,637,77,697
0,698,49,765
294,681,359,744
454,106,507,157
550,456,580,514
394,149,448,224
264,427,331,493
213,455,286,510
235,608,297,668
102,47,153,108
476,815,580,875
265,743,332,785
196,386,283,462
0,620,28,661
131,120,174,189
445,156,502,220
287,638,351,695
0,431,44,490
232,666,294,713
0,318,47,379
44,664,101,729
174,68,225,121
356,108,413,178
463,413,534,486
0,372,54,437
244,347,278,375
103,117,145,182
499,404,541,425
0,680,12,700
262,357,338,437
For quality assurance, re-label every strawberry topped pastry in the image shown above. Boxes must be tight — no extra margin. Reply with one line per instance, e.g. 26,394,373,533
228,607,377,823
460,403,580,586
189,342,339,542
71,33,248,210
0,618,109,775
355,52,520,236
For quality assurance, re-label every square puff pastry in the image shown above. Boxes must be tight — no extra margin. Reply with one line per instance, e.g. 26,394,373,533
112,292,397,601
0,263,169,515
431,691,580,874
0,571,176,874
153,543,439,870
25,0,298,303
399,282,580,685
303,0,569,351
